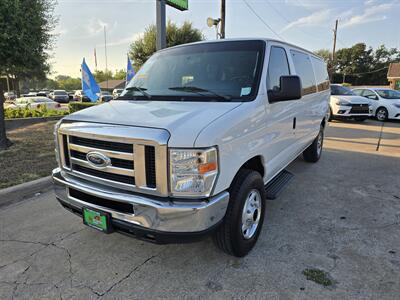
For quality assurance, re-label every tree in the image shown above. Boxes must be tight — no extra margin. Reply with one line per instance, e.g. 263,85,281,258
315,43,400,85
55,75,81,90
114,69,127,80
93,70,113,83
0,0,57,150
129,21,204,70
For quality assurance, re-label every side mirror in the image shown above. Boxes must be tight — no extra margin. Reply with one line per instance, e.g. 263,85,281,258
268,75,302,102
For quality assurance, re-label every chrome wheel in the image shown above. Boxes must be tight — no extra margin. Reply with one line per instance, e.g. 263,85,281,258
376,108,387,121
241,189,262,239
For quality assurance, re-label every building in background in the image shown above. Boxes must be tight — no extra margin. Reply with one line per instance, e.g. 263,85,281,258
98,80,125,92
387,63,400,90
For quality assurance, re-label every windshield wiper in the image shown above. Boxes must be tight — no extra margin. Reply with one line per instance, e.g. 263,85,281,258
168,86,232,101
124,86,152,99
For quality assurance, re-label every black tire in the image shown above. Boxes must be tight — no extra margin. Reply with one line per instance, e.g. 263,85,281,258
303,126,324,163
213,169,266,257
376,107,388,121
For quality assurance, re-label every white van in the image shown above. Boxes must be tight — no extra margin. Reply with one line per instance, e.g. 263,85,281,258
52,39,330,257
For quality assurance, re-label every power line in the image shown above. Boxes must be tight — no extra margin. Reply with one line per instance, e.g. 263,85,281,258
242,0,284,41
344,66,389,76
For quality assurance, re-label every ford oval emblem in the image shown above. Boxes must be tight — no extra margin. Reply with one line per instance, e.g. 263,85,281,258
86,152,111,168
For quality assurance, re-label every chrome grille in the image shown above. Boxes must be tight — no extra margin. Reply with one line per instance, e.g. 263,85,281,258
57,122,169,196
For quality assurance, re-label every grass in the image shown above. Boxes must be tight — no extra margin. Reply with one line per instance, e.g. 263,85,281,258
302,268,334,287
0,121,58,189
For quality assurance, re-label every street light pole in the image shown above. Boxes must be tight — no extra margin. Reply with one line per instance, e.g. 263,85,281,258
156,0,166,50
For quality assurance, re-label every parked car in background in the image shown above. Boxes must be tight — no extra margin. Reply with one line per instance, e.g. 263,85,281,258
329,84,371,121
9,97,61,110
50,90,69,103
353,88,400,121
99,91,113,102
4,91,16,101
73,90,90,102
53,39,330,257
67,91,75,100
22,92,38,97
112,88,124,99
37,90,50,97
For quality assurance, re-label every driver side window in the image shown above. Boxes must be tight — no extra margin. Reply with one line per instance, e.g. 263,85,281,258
267,46,290,92
362,90,378,100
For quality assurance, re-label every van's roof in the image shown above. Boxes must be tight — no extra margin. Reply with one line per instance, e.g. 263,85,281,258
160,38,324,61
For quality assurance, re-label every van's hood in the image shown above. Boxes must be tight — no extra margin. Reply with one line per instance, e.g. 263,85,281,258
64,100,242,147
331,95,370,104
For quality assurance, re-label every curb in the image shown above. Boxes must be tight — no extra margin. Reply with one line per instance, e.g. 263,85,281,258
0,176,53,208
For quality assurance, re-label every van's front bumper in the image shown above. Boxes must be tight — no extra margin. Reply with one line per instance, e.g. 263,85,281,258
52,168,229,242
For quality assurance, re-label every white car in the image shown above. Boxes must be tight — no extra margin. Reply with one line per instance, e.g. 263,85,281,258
52,39,329,257
9,97,61,110
112,88,124,99
353,88,400,121
329,84,372,121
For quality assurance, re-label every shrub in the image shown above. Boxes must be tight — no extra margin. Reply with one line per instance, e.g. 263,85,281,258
69,102,98,113
5,106,69,119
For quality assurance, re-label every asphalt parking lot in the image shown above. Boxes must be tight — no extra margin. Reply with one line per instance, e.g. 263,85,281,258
1,119,399,299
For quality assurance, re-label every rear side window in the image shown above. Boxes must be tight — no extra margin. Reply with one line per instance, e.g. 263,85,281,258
311,57,329,91
267,46,290,92
290,50,316,95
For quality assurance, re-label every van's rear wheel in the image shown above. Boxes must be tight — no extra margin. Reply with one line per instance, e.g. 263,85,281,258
213,169,265,257
303,126,324,163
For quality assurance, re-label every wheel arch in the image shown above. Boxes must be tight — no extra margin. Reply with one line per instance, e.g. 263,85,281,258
229,155,265,189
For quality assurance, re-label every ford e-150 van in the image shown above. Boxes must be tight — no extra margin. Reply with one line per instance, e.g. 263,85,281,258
52,39,330,257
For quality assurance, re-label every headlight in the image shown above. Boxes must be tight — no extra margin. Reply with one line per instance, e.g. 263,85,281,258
54,120,62,166
336,100,351,106
169,147,218,198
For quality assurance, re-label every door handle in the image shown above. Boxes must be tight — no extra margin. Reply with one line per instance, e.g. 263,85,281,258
293,117,296,129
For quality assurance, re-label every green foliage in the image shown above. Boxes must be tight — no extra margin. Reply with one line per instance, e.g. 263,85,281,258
69,102,98,113
315,43,400,85
302,268,333,286
5,106,68,119
93,70,113,83
56,76,81,90
114,69,127,80
129,21,204,69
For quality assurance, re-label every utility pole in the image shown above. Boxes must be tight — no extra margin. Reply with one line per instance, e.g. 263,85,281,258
220,0,225,39
332,19,338,63
156,0,167,50
331,19,338,80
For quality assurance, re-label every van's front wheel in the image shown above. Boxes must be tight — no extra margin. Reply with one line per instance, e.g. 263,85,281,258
213,169,265,257
303,126,324,163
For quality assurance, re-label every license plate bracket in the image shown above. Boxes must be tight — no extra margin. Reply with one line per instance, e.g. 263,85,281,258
82,207,113,233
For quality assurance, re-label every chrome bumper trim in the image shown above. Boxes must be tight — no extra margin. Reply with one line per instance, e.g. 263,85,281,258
52,168,229,233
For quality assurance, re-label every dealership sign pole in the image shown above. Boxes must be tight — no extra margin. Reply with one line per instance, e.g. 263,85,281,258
156,0,188,51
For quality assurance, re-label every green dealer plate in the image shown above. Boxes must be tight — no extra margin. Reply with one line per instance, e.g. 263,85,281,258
83,208,112,233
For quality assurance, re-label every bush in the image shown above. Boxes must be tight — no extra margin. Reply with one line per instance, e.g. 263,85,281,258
69,102,98,113
5,106,69,119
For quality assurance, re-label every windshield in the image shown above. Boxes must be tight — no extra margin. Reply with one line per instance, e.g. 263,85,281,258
331,85,355,96
121,40,265,102
54,91,67,95
376,89,400,99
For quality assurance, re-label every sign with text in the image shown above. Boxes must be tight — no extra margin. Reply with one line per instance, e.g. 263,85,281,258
166,0,188,11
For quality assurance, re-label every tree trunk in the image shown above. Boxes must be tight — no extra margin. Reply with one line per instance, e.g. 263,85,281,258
0,82,12,150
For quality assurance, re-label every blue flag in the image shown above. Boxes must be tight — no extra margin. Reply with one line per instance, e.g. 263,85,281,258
81,58,100,102
126,56,135,85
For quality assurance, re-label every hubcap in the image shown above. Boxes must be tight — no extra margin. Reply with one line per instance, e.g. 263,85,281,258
241,189,262,239
377,109,386,121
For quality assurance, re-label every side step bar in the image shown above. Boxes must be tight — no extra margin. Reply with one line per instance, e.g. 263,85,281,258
265,170,294,200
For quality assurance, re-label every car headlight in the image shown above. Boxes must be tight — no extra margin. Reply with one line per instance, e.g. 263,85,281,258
169,147,218,198
54,120,62,166
336,100,351,106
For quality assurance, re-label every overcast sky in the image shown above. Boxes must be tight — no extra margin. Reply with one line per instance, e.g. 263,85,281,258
52,0,400,78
